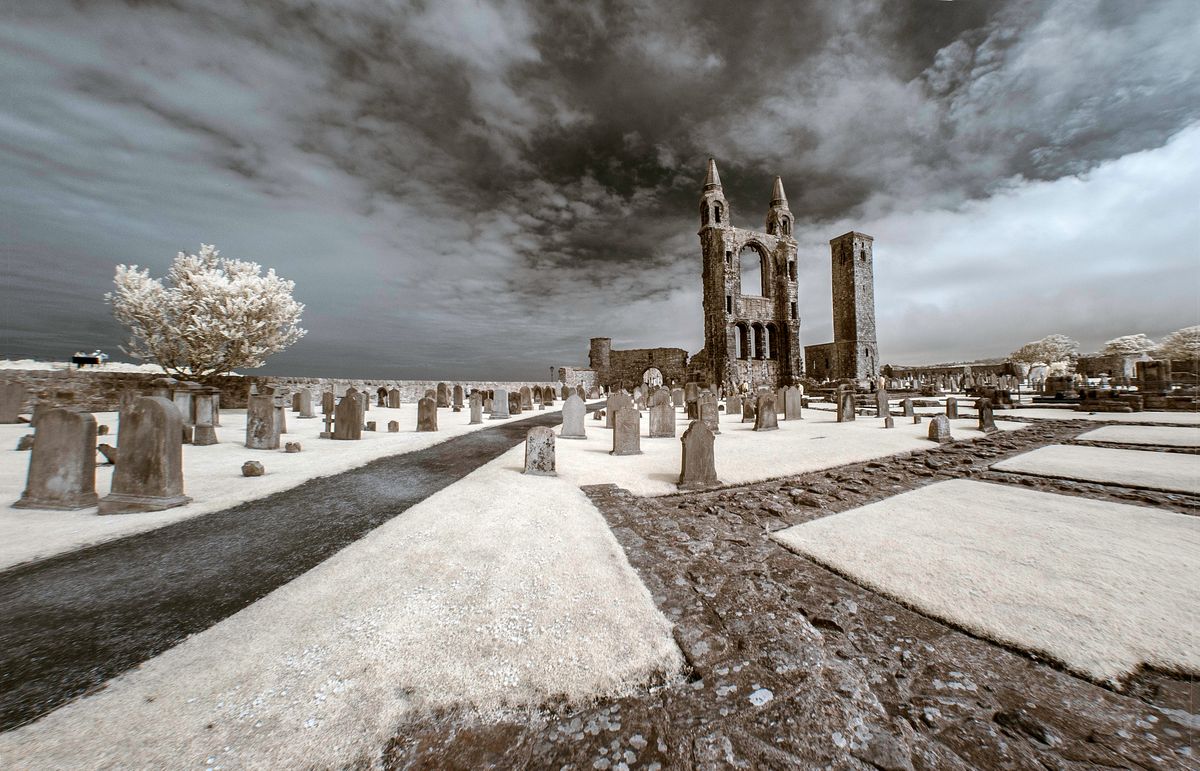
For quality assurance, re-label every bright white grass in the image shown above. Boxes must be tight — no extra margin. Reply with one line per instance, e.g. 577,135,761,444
992,444,1200,494
1076,424,1200,447
552,407,1025,497
0,359,176,373
0,404,546,569
772,479,1200,684
997,407,1200,425
0,443,681,769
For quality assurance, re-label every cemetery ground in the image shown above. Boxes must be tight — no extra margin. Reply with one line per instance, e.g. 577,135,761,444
0,395,1197,768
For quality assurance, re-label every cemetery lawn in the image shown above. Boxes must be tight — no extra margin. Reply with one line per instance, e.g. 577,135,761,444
0,441,681,768
0,403,542,569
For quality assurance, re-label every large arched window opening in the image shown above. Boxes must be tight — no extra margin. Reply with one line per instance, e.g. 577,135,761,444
766,324,780,359
752,323,766,359
733,323,749,360
739,243,767,297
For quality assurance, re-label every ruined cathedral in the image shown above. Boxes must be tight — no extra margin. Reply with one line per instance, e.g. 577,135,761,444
559,159,879,392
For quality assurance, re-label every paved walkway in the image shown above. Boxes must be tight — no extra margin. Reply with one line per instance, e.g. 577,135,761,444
0,408,572,731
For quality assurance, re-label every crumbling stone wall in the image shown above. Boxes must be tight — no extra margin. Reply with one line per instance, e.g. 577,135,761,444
605,347,689,391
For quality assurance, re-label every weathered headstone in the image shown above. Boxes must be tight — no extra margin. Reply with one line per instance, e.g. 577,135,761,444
611,406,642,456
875,387,890,418
742,399,757,423
698,391,720,435
333,389,363,440
436,382,450,408
524,426,556,476
901,398,915,418
365,420,377,431
294,389,315,419
945,397,958,419
490,388,510,419
509,392,523,415
928,414,952,443
684,382,700,419
453,384,464,412
388,388,401,409
725,394,742,418
322,391,335,416
837,389,856,422
913,415,922,424
192,387,220,446
776,387,787,415
0,382,25,424
242,460,265,477
293,392,303,412
977,398,997,433
98,397,190,514
678,420,719,490
784,387,803,420
754,393,779,431
884,416,894,429
648,390,676,438
469,393,483,425
671,388,685,408
13,408,99,510
520,386,534,411
560,393,587,439
606,392,632,429
560,384,571,401
483,397,494,415
417,397,437,432
387,420,400,432
245,394,278,449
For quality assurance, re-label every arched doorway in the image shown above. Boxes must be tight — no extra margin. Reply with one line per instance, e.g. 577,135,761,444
642,367,664,388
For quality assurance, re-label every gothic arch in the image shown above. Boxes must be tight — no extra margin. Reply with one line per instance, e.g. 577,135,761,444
739,241,769,298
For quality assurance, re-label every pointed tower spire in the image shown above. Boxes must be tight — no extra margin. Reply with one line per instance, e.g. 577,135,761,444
770,175,787,207
704,158,722,190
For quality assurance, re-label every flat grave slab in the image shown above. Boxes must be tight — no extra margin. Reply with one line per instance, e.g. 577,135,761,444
991,444,1200,494
772,479,1200,683
1075,424,1200,447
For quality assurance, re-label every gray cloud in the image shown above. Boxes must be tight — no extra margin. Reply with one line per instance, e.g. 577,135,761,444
1,0,1197,379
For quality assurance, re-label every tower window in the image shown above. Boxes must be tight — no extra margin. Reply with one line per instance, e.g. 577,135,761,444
781,217,790,235
788,261,796,281
725,250,732,265
714,203,723,224
701,205,709,225
790,301,798,319
725,295,732,314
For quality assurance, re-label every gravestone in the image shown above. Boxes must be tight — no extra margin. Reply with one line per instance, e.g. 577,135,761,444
977,398,998,433
490,388,510,419
424,388,436,402
484,398,493,415
928,414,952,443
742,399,757,423
388,388,401,409
293,392,303,412
560,393,587,439
453,385,464,412
98,397,190,514
671,388,685,408
698,391,720,435
611,406,642,456
577,385,587,401
333,389,363,440
606,392,632,429
296,389,315,419
684,382,700,419
509,392,523,415
387,420,399,432
417,397,438,432
245,394,278,449
520,386,534,411
365,421,377,431
913,415,922,424
524,426,556,476
836,389,856,422
776,387,787,415
436,382,450,408
902,398,915,418
875,387,890,418
0,382,26,423
322,391,335,416
13,408,99,510
754,393,779,431
192,387,220,446
945,397,958,419
242,460,265,476
272,390,288,438
172,384,196,442
678,420,719,490
469,393,483,425
648,390,676,438
725,394,742,418
376,389,386,408
784,387,803,420
884,416,895,429
561,384,571,401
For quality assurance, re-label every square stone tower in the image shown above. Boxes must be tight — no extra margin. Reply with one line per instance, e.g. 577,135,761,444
830,231,879,381
699,159,803,391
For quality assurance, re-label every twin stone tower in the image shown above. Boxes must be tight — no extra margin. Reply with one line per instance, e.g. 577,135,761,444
574,159,878,393
699,158,878,390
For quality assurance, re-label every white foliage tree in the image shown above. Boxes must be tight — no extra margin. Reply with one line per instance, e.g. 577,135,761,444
106,244,306,378
1009,334,1080,370
1155,325,1200,361
1100,333,1156,357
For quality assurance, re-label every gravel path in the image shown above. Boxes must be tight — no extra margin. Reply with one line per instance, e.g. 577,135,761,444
0,408,572,731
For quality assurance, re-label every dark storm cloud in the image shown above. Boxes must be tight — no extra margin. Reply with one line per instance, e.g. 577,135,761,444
1,0,1197,378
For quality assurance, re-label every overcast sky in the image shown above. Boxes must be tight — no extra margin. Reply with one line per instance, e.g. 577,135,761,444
2,0,1197,380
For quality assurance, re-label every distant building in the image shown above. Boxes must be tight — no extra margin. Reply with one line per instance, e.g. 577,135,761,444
803,231,880,383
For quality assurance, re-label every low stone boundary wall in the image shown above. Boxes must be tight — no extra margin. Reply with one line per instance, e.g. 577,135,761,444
0,369,563,415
